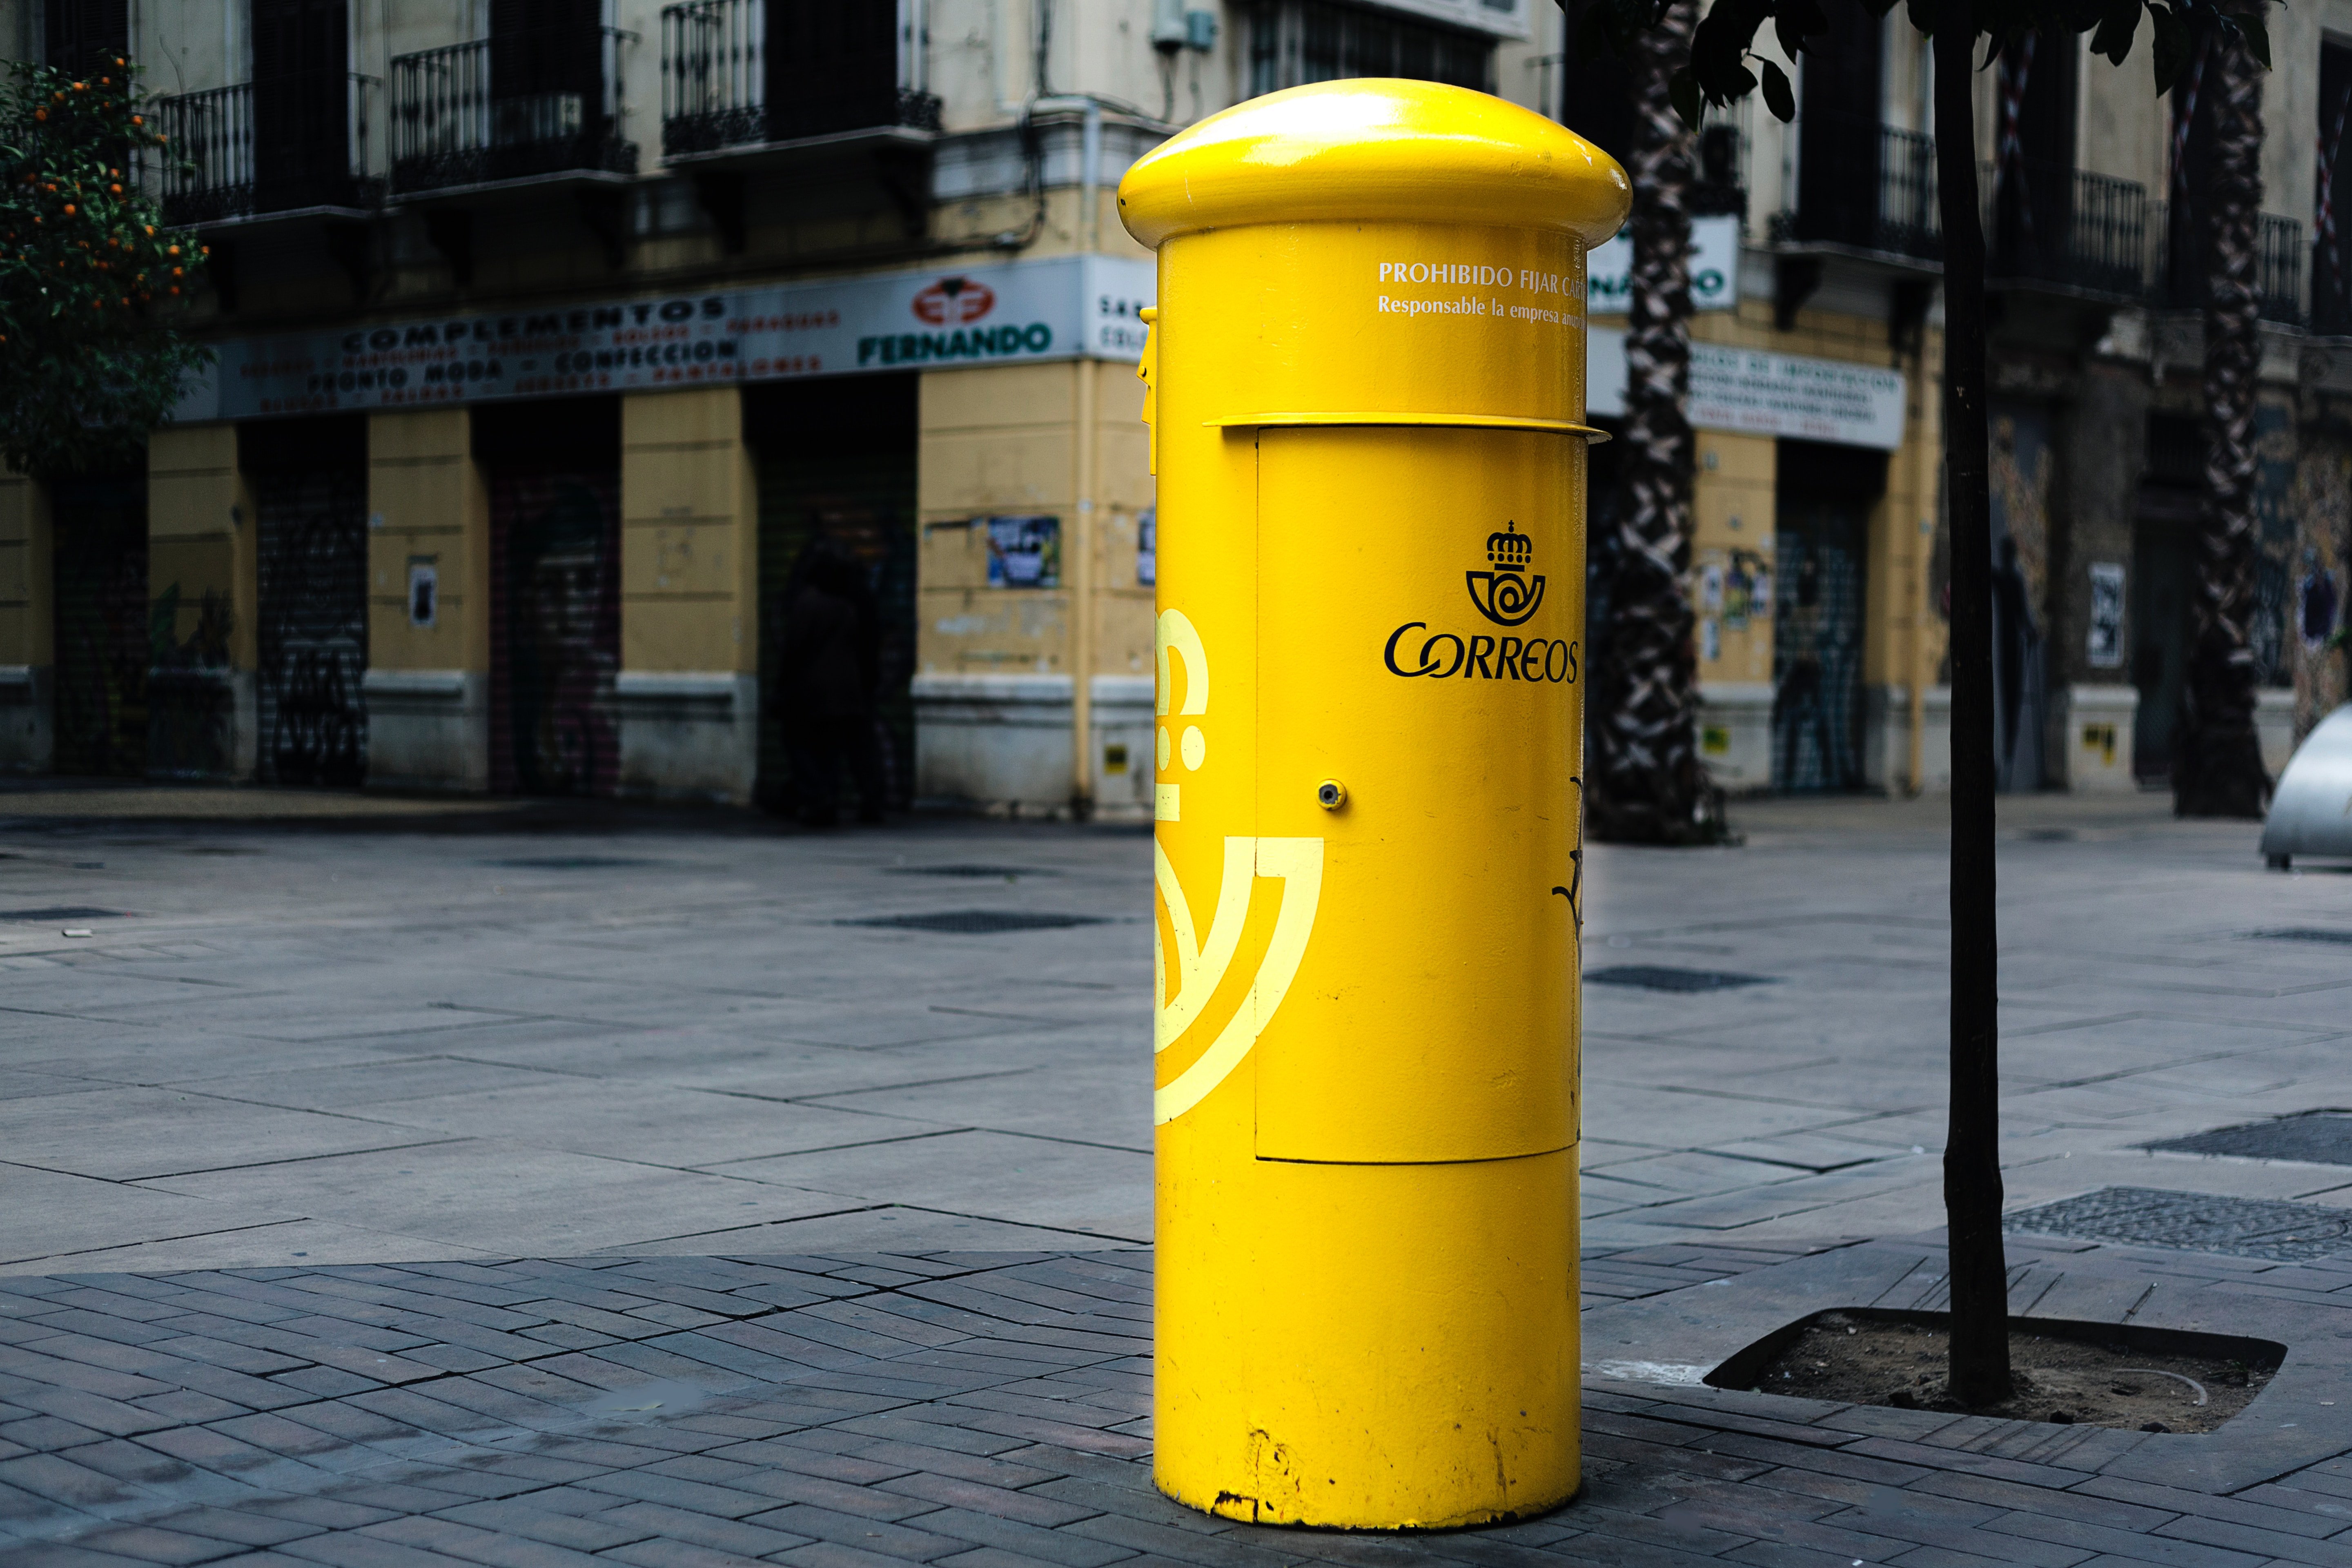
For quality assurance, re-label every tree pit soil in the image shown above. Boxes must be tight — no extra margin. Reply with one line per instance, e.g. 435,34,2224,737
1733,1312,2278,1432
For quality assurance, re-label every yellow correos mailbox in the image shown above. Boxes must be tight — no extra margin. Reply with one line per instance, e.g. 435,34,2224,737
1118,80,1630,1530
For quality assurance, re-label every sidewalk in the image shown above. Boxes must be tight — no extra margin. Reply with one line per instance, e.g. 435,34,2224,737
0,1236,2345,1567
2,785,2349,1562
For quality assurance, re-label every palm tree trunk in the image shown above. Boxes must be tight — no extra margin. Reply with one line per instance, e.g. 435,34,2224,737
1934,3,2013,1410
1588,0,1727,845
2177,20,2274,818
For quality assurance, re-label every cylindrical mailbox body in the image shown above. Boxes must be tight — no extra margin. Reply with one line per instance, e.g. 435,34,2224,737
1118,81,1628,1530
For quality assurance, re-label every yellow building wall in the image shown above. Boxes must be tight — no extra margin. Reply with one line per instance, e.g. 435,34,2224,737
619,387,757,675
915,360,1152,682
147,425,254,670
1689,433,1777,687
1673,301,1947,706
367,409,487,673
0,470,49,671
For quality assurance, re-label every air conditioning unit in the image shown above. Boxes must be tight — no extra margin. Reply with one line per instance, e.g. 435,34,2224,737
493,92,583,146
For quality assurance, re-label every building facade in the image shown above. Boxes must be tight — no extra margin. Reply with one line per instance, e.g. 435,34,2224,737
1,0,2344,808
1563,0,2349,796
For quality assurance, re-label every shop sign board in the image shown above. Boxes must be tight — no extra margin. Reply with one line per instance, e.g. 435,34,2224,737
1586,215,1739,314
1588,327,1905,450
173,255,1157,423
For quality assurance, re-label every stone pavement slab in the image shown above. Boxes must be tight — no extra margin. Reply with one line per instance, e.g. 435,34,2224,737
0,1244,2341,1566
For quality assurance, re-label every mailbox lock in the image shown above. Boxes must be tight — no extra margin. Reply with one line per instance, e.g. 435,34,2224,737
1316,779,1348,811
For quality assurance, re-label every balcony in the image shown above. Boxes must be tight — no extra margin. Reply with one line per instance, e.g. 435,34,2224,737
389,25,637,196
1983,158,2148,302
659,0,942,162
1769,111,1940,265
149,75,381,226
2152,207,2305,325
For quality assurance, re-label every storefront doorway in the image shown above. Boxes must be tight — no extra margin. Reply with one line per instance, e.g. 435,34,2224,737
1771,440,1881,791
245,416,369,787
746,376,919,820
477,398,623,797
50,474,148,777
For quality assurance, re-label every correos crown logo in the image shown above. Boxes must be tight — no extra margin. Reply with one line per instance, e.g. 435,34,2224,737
912,276,995,325
1465,520,1544,626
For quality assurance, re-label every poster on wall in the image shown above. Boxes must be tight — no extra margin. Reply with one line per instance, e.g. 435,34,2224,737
173,255,1158,423
2086,561,2125,668
985,516,1061,588
407,561,438,629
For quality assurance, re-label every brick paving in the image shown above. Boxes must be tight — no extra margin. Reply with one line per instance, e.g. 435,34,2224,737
0,1238,2345,1567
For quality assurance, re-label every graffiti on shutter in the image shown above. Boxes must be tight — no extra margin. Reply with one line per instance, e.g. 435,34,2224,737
256,468,368,786
50,477,149,778
490,467,620,795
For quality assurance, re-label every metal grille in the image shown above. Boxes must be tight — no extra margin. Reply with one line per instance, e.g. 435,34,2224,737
1771,509,1866,791
49,478,148,779
489,467,622,797
2007,1186,2352,1261
2146,1113,2352,1166
844,911,1107,934
389,25,637,192
1584,965,1778,993
255,468,368,788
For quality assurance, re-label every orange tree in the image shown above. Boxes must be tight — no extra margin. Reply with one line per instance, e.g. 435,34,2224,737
0,57,210,479
1572,0,2267,1407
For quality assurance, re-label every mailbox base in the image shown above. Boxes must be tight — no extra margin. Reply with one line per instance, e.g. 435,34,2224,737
1154,1147,1581,1532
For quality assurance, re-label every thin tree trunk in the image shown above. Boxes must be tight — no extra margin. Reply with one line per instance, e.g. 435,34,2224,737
1588,0,1728,845
2177,21,2274,818
1933,4,2013,1409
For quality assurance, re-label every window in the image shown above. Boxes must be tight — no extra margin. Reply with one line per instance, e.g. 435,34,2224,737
1247,1,1493,98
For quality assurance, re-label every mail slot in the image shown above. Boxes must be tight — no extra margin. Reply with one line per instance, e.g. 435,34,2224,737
1121,80,1628,1529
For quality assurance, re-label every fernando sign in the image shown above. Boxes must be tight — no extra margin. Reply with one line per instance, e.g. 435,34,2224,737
173,255,1156,423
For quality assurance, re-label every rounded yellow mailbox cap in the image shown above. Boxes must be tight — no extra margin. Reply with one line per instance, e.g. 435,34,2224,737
1117,78,1629,248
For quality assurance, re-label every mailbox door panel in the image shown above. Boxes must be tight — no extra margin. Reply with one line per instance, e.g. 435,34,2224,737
1252,426,1582,1165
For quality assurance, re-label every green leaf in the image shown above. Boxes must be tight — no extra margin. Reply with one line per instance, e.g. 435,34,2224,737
2089,0,2140,65
1759,58,1797,121
1668,66,1704,129
2149,0,2191,92
2234,11,2272,71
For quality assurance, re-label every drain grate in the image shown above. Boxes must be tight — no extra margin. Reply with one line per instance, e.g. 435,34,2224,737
2249,928,2352,946
0,906,127,921
2146,1112,2352,1167
1585,964,1778,994
483,857,659,871
2006,1186,2352,1261
843,911,1107,935
883,864,1058,879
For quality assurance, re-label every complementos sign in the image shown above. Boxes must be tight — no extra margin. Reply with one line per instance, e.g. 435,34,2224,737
174,255,1156,422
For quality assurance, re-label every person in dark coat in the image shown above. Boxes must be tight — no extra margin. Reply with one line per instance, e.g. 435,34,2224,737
779,541,885,826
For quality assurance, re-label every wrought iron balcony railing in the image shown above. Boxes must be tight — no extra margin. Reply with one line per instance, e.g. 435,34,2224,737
149,75,380,225
659,0,942,159
2152,205,2305,325
390,25,637,194
1768,113,1940,264
1982,158,2148,301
